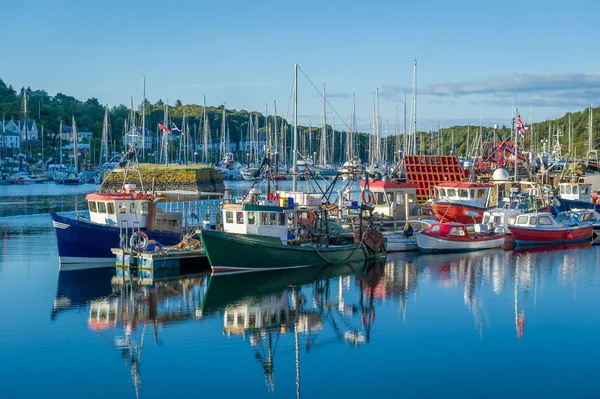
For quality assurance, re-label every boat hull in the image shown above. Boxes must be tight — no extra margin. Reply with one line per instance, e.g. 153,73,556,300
200,229,382,273
384,234,418,252
50,212,184,269
430,202,487,224
416,231,504,253
508,225,593,246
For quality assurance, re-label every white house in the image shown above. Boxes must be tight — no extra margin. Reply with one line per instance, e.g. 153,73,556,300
2,119,39,142
1,120,20,149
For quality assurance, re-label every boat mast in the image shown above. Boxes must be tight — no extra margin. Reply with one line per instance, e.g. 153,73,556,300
202,96,209,163
589,104,594,155
21,89,29,161
59,120,63,166
321,83,327,167
101,106,109,165
292,63,298,192
403,92,407,157
141,77,146,161
72,115,78,173
411,59,418,155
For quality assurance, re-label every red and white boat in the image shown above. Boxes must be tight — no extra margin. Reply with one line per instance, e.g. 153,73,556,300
429,181,493,224
416,222,505,253
507,212,593,247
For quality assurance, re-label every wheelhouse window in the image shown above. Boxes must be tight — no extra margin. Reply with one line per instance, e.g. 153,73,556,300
560,185,566,194
449,227,466,236
459,189,468,198
516,215,528,224
395,193,405,205
477,189,485,198
508,216,517,225
118,203,127,214
140,203,148,215
581,186,590,195
572,186,578,194
269,212,277,225
408,194,415,203
106,202,115,214
439,188,446,197
470,189,475,198
260,212,268,225
375,192,386,205
447,189,456,197
225,211,233,224
89,201,97,213
248,212,256,225
130,203,137,214
538,215,553,225
529,216,537,225
97,202,106,213
278,213,286,225
236,212,244,224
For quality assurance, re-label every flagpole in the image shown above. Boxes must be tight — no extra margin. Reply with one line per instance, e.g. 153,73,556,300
515,108,519,183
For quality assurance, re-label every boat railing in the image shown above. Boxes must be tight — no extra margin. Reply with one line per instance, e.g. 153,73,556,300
159,199,222,229
119,220,130,249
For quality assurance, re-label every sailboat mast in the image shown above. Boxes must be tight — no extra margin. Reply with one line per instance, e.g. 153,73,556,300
322,83,327,166
292,63,298,191
142,77,146,161
403,92,407,157
72,115,78,172
274,101,278,164
59,120,63,165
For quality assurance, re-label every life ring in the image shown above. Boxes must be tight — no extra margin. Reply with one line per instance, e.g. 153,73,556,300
361,309,376,326
298,211,315,226
130,231,149,252
361,189,375,207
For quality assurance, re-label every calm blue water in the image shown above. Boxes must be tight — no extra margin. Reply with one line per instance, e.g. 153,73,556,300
1,184,600,398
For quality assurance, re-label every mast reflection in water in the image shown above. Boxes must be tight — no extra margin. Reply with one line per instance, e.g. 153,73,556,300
38,245,600,398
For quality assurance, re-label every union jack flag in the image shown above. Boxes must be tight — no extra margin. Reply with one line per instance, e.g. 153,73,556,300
516,110,526,139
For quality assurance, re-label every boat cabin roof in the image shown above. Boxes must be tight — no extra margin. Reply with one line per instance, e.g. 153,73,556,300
86,192,153,201
223,203,292,213
509,212,561,228
359,180,418,190
436,181,493,189
426,222,468,237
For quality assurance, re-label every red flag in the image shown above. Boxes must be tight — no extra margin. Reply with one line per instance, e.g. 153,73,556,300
159,123,171,134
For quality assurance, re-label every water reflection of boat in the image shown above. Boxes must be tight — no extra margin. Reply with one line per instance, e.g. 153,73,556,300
201,260,382,395
51,268,115,320
200,261,368,315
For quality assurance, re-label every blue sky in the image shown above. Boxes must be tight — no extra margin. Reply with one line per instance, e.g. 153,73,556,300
5,0,600,132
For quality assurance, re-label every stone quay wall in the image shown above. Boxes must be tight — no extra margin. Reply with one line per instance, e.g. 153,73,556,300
102,164,224,193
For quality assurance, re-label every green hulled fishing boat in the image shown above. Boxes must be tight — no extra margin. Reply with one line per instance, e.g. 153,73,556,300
200,158,386,273
201,227,384,273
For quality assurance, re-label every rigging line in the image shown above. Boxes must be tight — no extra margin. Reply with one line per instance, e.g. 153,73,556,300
297,66,351,132
284,72,296,124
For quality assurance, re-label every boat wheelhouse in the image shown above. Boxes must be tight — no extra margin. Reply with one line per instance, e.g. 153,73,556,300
86,184,153,228
359,180,418,220
221,201,295,245
556,181,596,212
429,181,493,224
